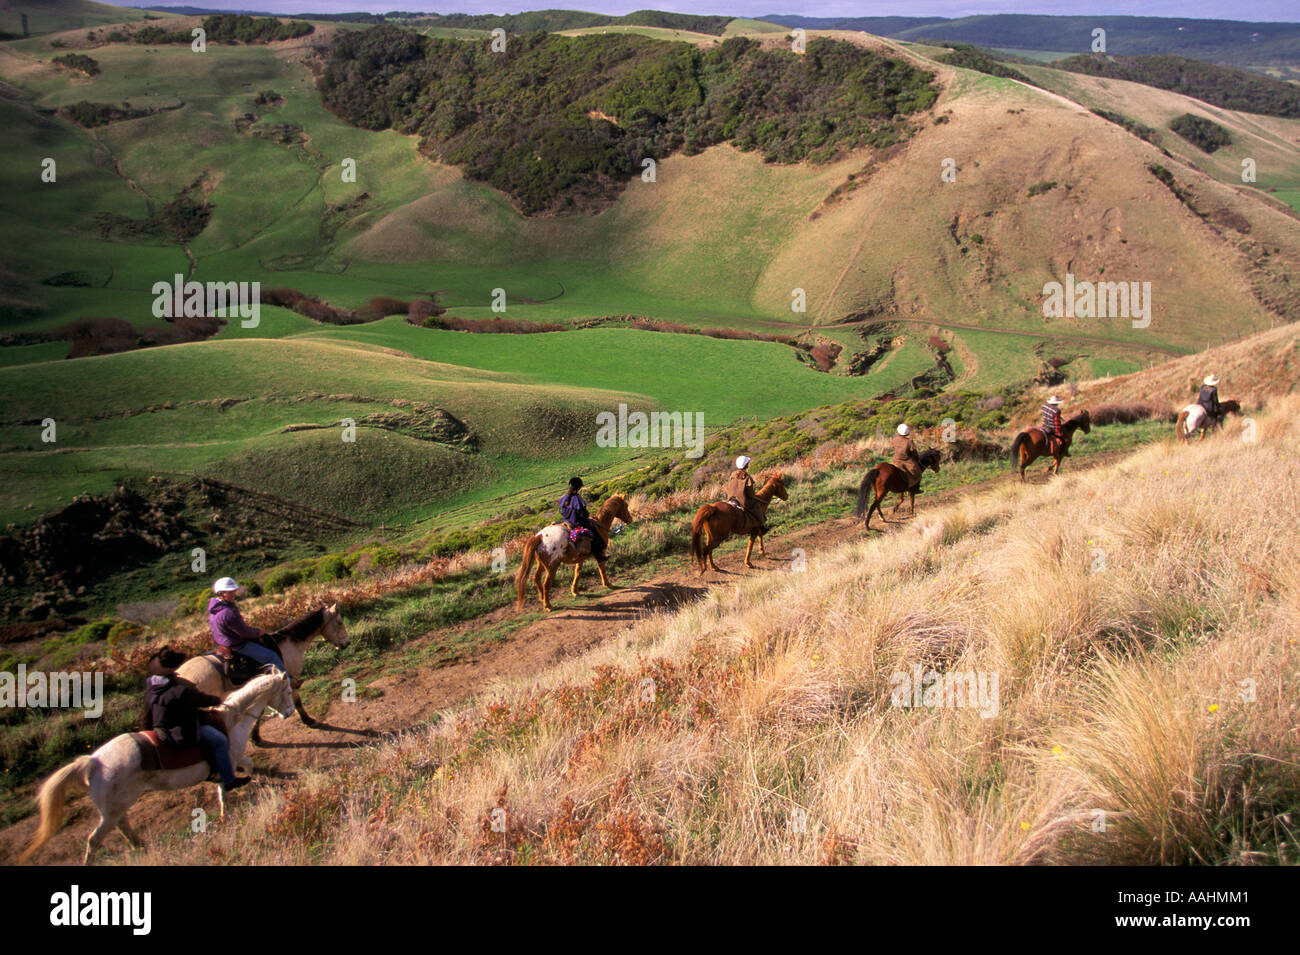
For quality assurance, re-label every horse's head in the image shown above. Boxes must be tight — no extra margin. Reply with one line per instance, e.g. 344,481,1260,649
609,494,633,527
1068,410,1091,435
229,669,294,719
763,472,789,501
321,603,348,649
1221,399,1241,416
920,448,942,474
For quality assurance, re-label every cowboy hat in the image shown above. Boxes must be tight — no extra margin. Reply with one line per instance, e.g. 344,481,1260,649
147,646,186,676
896,424,910,436
212,577,239,593
1204,374,1219,386
1046,396,1063,406
735,455,751,470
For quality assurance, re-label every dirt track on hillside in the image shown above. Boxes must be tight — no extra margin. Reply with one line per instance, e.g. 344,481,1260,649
0,457,1096,866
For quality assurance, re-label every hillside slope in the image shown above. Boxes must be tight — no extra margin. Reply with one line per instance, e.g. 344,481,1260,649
73,390,1300,865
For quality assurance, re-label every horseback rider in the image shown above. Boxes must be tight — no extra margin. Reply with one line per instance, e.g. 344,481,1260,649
890,424,923,489
1198,374,1222,427
208,577,288,682
1040,395,1065,456
726,456,770,535
143,646,250,792
559,477,610,571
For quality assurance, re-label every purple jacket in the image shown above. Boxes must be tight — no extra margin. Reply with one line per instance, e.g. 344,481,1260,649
208,596,261,650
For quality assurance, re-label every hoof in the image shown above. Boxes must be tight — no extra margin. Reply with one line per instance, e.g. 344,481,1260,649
299,717,316,728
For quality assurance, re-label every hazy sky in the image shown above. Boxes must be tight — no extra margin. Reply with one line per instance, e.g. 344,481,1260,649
131,2,1300,23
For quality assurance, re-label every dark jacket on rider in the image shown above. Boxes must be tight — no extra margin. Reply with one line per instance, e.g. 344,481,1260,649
559,491,606,561
1197,384,1221,418
143,673,222,748
208,597,261,651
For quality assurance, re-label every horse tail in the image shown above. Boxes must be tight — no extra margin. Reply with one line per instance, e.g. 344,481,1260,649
690,506,712,564
19,756,93,864
855,469,880,517
514,535,542,610
1175,410,1188,439
1010,433,1026,470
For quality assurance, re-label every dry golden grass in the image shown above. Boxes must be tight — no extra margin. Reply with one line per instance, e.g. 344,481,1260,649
132,395,1300,865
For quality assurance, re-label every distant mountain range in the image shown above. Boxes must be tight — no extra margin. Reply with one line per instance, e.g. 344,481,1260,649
762,14,1300,67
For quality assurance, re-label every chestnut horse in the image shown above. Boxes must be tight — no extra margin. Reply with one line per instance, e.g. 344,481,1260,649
689,473,788,575
855,448,942,530
1176,400,1240,443
1010,410,1091,480
515,494,632,612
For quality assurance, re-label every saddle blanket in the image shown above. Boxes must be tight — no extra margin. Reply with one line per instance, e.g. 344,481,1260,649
568,526,592,544
130,714,227,772
1183,404,1207,433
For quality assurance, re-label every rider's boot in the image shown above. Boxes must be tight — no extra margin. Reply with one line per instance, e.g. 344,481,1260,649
222,776,252,793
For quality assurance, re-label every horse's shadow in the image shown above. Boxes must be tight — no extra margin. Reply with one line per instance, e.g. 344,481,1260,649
562,582,709,620
254,721,385,751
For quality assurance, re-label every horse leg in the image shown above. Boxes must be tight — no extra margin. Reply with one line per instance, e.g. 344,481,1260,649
909,489,916,515
84,807,120,865
744,535,756,569
117,814,143,850
541,565,555,613
293,688,316,727
706,522,721,572
570,560,582,597
251,709,264,746
757,533,766,557
596,560,612,588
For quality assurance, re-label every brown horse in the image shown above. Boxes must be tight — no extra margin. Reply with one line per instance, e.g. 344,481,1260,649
515,494,632,612
689,473,788,575
1010,410,1091,481
1176,400,1240,443
855,448,942,530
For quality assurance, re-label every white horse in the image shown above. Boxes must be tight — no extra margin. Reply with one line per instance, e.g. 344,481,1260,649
177,603,348,746
19,670,293,865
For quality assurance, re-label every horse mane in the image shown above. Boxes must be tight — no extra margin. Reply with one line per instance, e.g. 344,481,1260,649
1221,399,1241,414
272,607,324,644
919,448,942,466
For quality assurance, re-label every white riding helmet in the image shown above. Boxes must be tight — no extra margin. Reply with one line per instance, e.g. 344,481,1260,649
212,577,240,594
1204,374,1219,386
896,424,910,436
735,455,751,470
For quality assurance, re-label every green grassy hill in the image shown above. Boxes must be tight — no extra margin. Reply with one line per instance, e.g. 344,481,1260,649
1,5,1298,624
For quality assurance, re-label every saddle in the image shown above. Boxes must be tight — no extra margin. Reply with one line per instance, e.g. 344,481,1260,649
131,713,228,773
204,635,280,688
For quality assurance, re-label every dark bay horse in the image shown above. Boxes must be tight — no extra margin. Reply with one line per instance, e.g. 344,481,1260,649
690,473,788,575
1010,410,1091,480
1176,399,1240,443
855,448,941,530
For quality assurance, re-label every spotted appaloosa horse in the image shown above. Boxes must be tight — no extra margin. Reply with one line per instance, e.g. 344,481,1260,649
1010,410,1091,480
515,494,632,612
689,473,788,575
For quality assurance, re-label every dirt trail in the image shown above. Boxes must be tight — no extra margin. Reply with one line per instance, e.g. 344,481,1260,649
0,459,1098,865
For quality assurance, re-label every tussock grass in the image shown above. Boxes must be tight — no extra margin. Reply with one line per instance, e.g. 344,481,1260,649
125,397,1300,864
